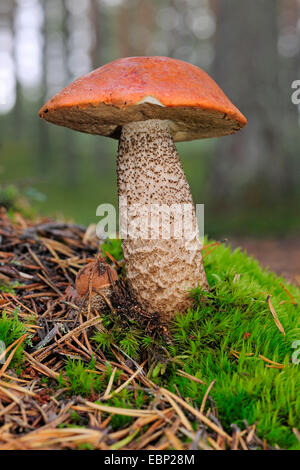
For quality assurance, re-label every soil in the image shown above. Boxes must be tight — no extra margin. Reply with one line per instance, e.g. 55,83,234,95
230,237,300,286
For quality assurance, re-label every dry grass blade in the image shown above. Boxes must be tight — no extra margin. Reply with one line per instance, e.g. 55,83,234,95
267,295,286,336
102,365,144,401
280,282,297,306
0,386,22,406
104,251,122,269
102,366,117,399
160,387,232,442
259,354,284,368
200,379,216,414
37,273,63,296
207,436,223,450
27,246,49,275
109,429,139,450
35,316,104,361
0,334,27,364
293,428,300,443
4,294,37,318
165,429,184,450
161,389,193,432
0,380,36,398
73,399,170,418
202,240,226,259
239,435,249,450
95,288,116,314
24,351,60,380
0,334,28,379
0,428,107,450
41,237,74,257
176,369,206,385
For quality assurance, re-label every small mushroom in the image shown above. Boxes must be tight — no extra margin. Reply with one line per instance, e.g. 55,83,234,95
75,261,118,312
39,57,246,321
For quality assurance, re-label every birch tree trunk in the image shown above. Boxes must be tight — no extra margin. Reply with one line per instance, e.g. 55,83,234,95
209,0,291,210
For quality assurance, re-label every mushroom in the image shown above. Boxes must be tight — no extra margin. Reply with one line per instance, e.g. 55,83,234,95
75,261,118,312
39,56,246,321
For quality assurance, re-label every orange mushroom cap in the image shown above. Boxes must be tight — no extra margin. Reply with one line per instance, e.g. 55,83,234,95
39,56,246,142
75,262,118,297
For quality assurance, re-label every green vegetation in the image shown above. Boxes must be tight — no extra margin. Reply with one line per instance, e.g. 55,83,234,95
0,310,32,365
0,184,20,210
0,282,22,295
0,183,41,220
93,321,143,361
171,244,300,449
2,236,299,448
100,238,300,449
59,357,104,397
101,238,123,261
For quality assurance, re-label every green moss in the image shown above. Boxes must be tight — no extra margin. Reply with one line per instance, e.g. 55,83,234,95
0,183,39,220
169,242,300,449
0,282,22,295
0,310,32,366
77,443,95,450
100,238,300,449
101,238,123,261
0,184,20,210
92,315,143,360
107,389,136,430
61,357,105,397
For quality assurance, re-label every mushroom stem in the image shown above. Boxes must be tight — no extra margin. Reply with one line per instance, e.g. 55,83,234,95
117,119,208,321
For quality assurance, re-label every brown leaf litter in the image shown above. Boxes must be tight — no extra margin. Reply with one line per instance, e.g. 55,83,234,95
0,208,273,450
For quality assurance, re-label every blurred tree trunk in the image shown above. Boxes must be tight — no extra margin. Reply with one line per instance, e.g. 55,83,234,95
135,0,154,56
278,0,300,191
12,0,22,140
90,0,102,67
118,0,154,57
90,0,109,173
208,0,291,211
119,0,130,57
38,0,50,174
62,0,78,188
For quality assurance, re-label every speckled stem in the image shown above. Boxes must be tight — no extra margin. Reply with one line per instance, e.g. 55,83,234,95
117,119,208,321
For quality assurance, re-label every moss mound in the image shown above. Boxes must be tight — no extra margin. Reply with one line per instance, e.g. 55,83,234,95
100,238,300,449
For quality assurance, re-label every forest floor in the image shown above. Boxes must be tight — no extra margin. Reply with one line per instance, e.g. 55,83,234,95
0,208,299,450
230,238,300,286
